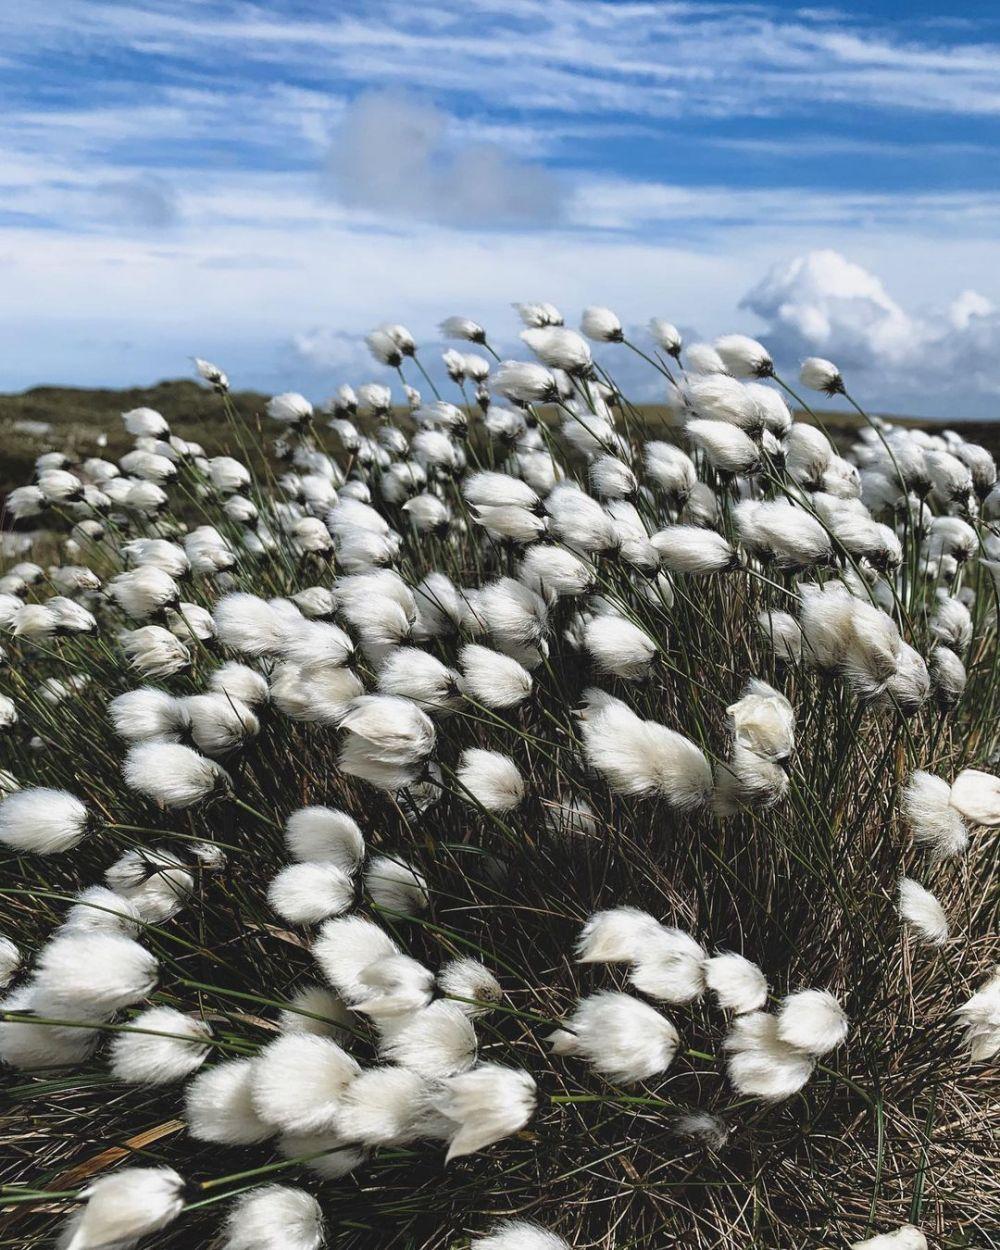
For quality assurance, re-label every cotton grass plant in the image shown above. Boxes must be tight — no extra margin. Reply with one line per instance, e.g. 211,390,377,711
0,311,997,1250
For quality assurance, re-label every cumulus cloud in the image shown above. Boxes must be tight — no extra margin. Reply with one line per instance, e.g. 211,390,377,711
90,175,179,229
742,249,1000,406
326,91,563,228
292,327,367,373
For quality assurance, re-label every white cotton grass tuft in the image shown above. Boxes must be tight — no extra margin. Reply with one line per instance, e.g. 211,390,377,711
278,984,354,1040
380,1000,477,1076
34,929,159,1012
0,787,88,852
366,855,429,915
185,1058,273,1144
351,952,434,1020
705,952,769,1014
104,847,193,922
435,1062,537,1160
456,748,525,811
583,614,657,681
109,1005,213,1083
109,687,190,742
250,1033,361,1133
123,741,227,807
284,807,365,873
209,661,270,706
549,991,679,1083
0,935,20,987
221,1185,325,1250
850,1227,927,1250
437,957,503,1015
312,915,399,1001
472,1221,570,1250
948,768,1000,826
268,862,356,925
59,1166,185,1250
580,698,713,809
954,968,1000,1062
901,771,968,859
460,644,533,708
724,1012,816,1100
775,989,848,1055
334,1065,433,1146
628,927,708,1004
61,886,142,936
184,692,260,755
576,907,662,964
898,877,949,945
651,526,737,575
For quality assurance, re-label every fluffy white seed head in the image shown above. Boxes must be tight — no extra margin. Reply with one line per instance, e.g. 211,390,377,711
221,1185,325,1250
335,1066,433,1146
0,935,20,987
902,771,969,860
576,907,662,964
34,930,158,1012
955,968,1000,1062
185,1059,273,1144
775,989,848,1055
251,1033,361,1133
651,526,736,575
714,334,773,378
581,700,713,809
436,1062,537,1160
105,846,194,922
209,661,270,706
727,681,795,760
0,787,88,853
284,807,365,873
366,855,429,915
685,419,760,473
268,862,356,926
552,991,679,1083
184,692,259,756
456,748,525,811
949,768,1000,826
278,984,354,1040
312,915,400,1000
380,1000,477,1076
584,614,657,681
705,952,769,1013
437,957,503,1015
850,1227,927,1250
123,742,226,808
724,1011,816,1100
214,593,288,656
460,644,533,708
109,1006,212,1083
799,357,844,394
109,687,189,743
628,927,708,1004
473,1222,570,1250
61,1166,184,1250
898,878,949,945
120,625,190,678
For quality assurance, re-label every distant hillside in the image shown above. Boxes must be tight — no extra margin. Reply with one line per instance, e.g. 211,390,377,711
0,381,270,509
1,378,998,510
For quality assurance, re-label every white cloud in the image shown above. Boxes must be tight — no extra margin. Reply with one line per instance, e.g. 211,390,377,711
326,91,563,227
742,248,1000,408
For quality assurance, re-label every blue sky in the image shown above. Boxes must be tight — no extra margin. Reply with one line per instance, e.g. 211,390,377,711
3,1,1000,414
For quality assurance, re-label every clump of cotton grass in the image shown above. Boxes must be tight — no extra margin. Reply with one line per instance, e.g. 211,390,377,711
1,308,997,1250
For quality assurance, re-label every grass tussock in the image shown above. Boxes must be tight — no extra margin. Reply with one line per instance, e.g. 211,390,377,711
0,318,997,1250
